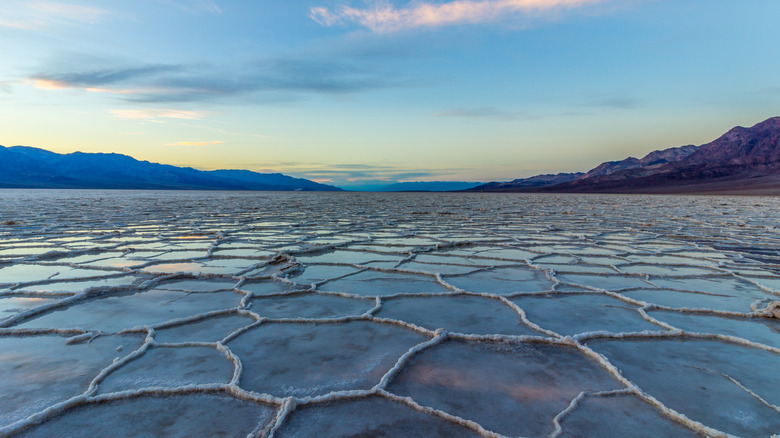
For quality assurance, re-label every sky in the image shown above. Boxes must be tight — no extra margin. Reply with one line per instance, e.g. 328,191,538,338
1,0,779,188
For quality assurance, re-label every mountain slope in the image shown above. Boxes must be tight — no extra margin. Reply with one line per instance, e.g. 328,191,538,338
0,146,342,191
580,144,698,179
472,173,584,191
548,117,780,193
685,117,780,168
470,117,780,194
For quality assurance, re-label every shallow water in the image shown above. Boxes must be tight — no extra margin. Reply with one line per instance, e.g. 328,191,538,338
1,190,779,437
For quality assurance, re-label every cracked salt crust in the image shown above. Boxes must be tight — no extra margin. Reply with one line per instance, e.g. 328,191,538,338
0,191,779,437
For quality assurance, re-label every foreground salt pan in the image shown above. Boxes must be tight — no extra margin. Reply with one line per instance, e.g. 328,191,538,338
228,321,428,397
15,393,275,438
1,191,779,437
276,396,482,437
388,340,623,436
588,337,780,437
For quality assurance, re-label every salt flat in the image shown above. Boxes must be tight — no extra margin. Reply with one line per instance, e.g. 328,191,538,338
1,190,779,437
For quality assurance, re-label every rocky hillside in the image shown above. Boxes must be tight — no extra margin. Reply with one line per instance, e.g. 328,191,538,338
470,117,780,194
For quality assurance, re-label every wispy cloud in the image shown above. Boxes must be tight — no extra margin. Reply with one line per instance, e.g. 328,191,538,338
31,64,179,88
0,80,15,93
167,140,224,146
392,172,437,180
431,107,529,121
583,96,642,109
310,0,606,33
31,2,108,23
432,98,640,121
110,109,206,120
165,0,223,15
28,57,409,103
0,1,111,30
237,161,470,186
755,86,780,96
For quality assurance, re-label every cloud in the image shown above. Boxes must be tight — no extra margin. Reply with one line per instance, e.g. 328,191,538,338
583,96,641,109
431,99,639,121
241,161,469,186
0,1,111,29
167,140,224,146
29,79,68,90
392,172,437,180
28,57,407,103
30,2,108,23
310,0,606,33
431,107,529,121
31,64,180,87
110,109,206,120
165,0,223,14
753,86,780,96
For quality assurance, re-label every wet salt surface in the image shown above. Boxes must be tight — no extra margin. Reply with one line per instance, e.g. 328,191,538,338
0,190,779,437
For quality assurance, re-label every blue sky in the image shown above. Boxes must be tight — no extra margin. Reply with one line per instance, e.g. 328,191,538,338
1,0,778,187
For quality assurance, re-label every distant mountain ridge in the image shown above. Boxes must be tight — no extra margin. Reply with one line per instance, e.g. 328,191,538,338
580,144,698,179
0,146,341,191
470,117,780,194
361,181,482,192
471,173,584,191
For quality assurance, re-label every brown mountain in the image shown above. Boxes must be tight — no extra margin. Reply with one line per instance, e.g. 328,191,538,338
685,117,780,168
580,144,698,179
470,117,780,195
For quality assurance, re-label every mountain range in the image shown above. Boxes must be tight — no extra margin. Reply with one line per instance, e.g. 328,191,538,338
470,116,780,195
0,146,341,191
3,117,778,194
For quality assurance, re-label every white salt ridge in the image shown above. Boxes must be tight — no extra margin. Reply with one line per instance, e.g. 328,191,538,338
0,191,779,437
